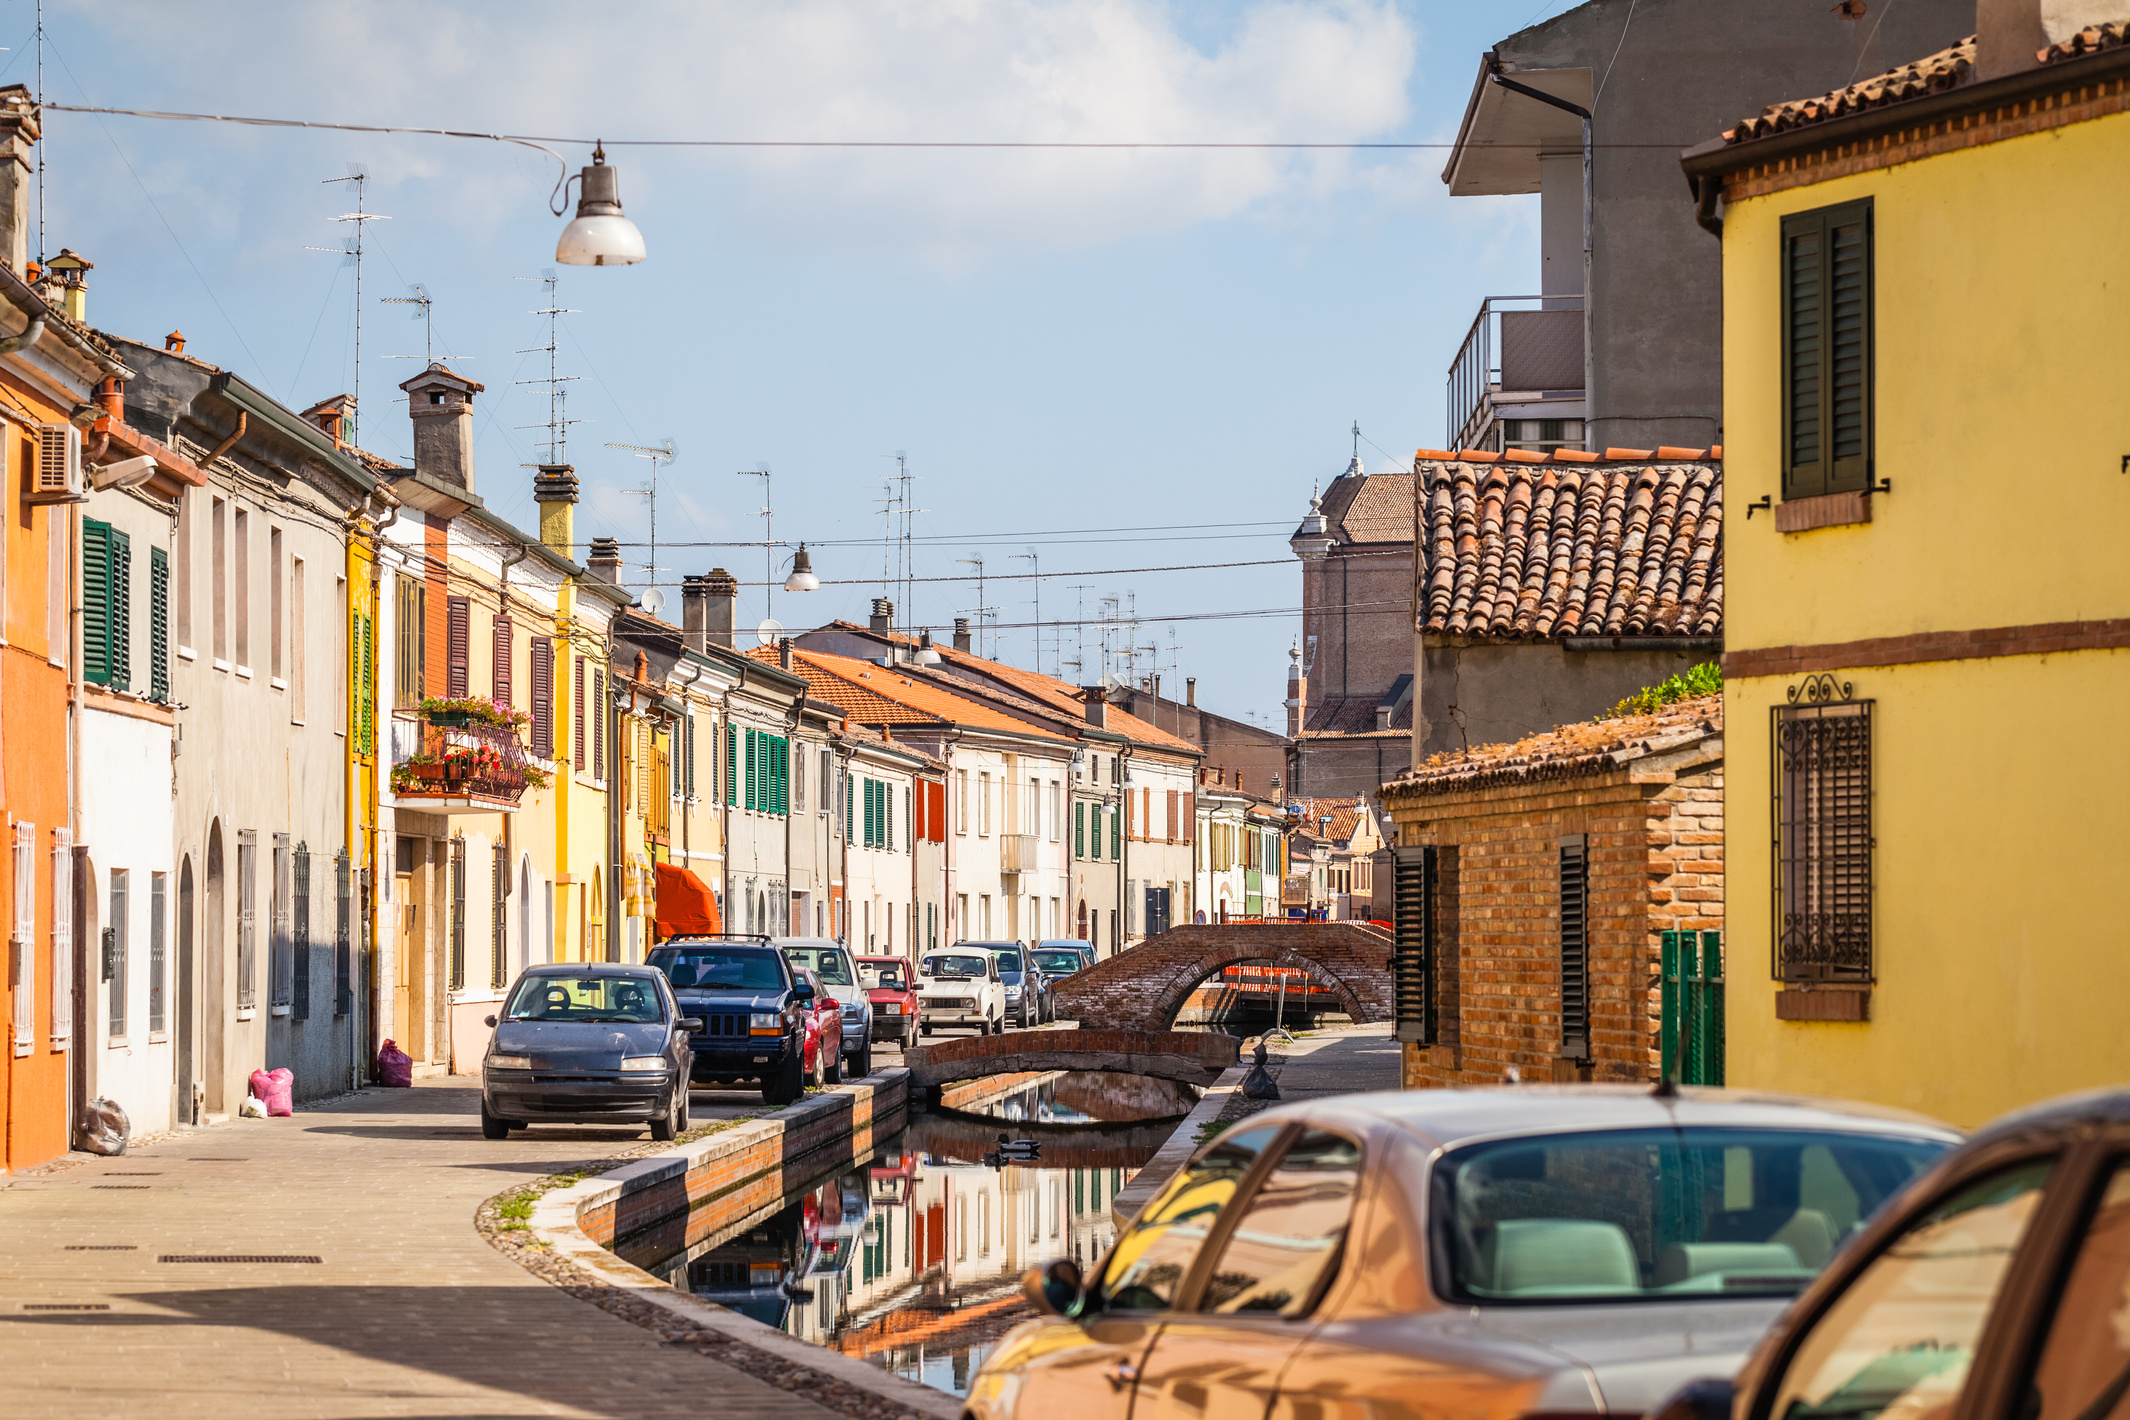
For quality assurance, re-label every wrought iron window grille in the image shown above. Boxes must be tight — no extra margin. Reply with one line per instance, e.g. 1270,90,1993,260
1772,674,1874,984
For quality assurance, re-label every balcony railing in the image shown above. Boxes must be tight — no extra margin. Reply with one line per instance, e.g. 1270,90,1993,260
999,834,1040,874
388,709,540,810
1446,294,1584,452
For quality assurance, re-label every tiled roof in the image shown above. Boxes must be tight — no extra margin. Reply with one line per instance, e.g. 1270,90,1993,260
1302,694,1412,737
1417,458,1722,640
2046,20,2130,62
1383,695,1722,799
1319,465,1416,545
753,645,1070,742
1296,797,1366,843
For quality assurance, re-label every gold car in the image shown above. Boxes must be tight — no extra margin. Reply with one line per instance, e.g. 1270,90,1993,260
967,1086,1956,1420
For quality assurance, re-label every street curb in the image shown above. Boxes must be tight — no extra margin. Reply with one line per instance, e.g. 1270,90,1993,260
525,1068,959,1420
1109,1063,1249,1231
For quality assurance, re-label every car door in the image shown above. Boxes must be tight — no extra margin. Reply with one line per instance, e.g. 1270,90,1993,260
978,1124,1287,1420
1131,1127,1365,1420
2016,1154,2130,1420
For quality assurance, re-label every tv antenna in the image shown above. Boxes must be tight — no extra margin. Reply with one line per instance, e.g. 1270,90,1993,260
956,555,989,658
1011,551,1040,674
1063,584,1093,682
316,167,388,449
382,284,467,365
737,468,775,623
607,439,676,590
514,272,580,464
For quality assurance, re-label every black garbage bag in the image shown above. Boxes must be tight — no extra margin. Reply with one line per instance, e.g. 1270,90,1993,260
1240,1039,1281,1101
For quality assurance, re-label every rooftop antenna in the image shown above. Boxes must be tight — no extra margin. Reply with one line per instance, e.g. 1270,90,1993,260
382,284,468,365
514,272,580,463
320,167,388,449
876,476,899,603
1352,419,1362,460
956,555,987,657
609,440,677,590
738,468,774,624
896,454,923,640
1011,551,1040,674
1063,584,1093,682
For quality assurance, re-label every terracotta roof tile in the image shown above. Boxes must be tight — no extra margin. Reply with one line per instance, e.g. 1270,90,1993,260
753,644,1071,742
1384,695,1722,798
1302,695,1411,736
2045,20,2130,62
1727,37,1974,143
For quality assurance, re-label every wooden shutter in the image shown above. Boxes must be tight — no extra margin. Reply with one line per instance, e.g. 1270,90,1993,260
448,836,466,989
930,781,945,843
491,616,513,708
1165,789,1179,843
82,519,113,685
1392,846,1434,1045
11,821,33,1048
446,596,470,698
572,657,586,771
149,546,170,702
49,828,72,1043
529,637,554,759
726,723,738,806
592,670,607,780
1782,199,1873,499
1075,801,1085,858
110,528,131,692
1558,835,1590,1063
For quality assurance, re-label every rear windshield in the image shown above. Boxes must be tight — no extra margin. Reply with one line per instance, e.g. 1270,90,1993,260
784,947,854,985
650,947,787,992
1033,950,1083,974
1435,1127,1948,1305
504,974,666,1023
924,954,988,979
860,962,908,989
992,950,1022,971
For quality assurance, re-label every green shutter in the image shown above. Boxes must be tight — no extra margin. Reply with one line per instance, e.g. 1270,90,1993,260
109,527,131,692
779,738,790,814
725,723,738,805
844,771,853,842
1075,801,1085,858
82,519,112,684
1110,807,1120,860
746,730,758,810
149,545,170,702
1782,198,1872,500
1660,930,1681,1084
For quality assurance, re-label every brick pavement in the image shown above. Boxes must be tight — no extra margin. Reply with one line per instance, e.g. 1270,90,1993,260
0,1077,847,1419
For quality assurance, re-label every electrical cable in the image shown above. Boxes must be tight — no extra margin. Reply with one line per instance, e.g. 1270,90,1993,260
711,556,1290,587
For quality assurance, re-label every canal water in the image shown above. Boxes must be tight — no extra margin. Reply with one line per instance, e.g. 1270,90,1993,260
606,1072,1191,1398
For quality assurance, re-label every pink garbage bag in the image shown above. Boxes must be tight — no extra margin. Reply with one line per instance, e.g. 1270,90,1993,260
376,1039,414,1088
247,1067,294,1117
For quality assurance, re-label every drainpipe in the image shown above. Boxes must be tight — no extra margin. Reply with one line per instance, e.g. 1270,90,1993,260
1118,746,1134,954
1690,174,1724,239
835,732,853,944
200,411,247,472
938,729,962,944
783,694,799,936
672,660,704,882
719,677,735,930
1488,52,1592,449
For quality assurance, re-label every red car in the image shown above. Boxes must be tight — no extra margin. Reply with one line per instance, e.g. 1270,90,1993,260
793,965,845,1088
857,955,919,1050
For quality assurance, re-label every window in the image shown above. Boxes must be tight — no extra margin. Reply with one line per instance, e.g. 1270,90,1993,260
529,637,554,759
233,508,249,669
1075,801,1085,858
396,574,426,708
725,723,738,806
150,547,171,702
289,557,305,720
685,713,698,800
106,869,128,1037
212,497,227,662
491,614,512,709
446,595,470,698
1048,781,1061,842
1558,835,1589,1062
334,850,352,1016
1767,1162,2050,1420
1111,806,1120,860
956,769,968,835
354,600,375,755
448,836,467,990
148,872,166,1034
819,749,832,815
1197,1130,1361,1317
2028,1162,2130,1420
50,828,72,1044
271,835,291,1014
173,489,192,651
1781,198,1873,499
592,671,608,780
1774,689,1873,984
237,832,256,1010
1392,845,1436,1046
491,842,508,990
10,822,31,1052
292,845,311,1021
81,518,131,690
978,773,991,836
1098,1125,1283,1311
794,742,807,813
269,527,283,680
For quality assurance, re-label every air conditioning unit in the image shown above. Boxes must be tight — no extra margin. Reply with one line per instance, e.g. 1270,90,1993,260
26,423,86,504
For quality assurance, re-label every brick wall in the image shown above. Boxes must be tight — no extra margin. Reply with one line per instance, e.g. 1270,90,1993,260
1049,922,1395,1031
1395,755,1722,1090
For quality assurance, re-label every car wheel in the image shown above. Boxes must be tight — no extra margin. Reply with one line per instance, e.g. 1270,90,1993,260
903,1023,917,1050
990,1012,1003,1036
825,1045,844,1085
851,1037,873,1078
480,1102,510,1140
766,1054,804,1106
809,1045,826,1091
673,1084,690,1134
649,1087,678,1142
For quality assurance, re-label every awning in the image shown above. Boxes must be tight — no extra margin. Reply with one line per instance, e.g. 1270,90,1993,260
654,861,722,939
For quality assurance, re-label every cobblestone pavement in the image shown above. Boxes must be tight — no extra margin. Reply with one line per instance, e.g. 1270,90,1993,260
0,1077,858,1420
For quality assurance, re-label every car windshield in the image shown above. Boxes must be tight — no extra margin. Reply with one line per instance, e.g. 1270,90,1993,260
503,974,665,1023
862,965,906,989
649,947,786,992
783,947,853,985
992,950,1022,971
1436,1127,1948,1304
1033,950,1082,974
924,954,987,979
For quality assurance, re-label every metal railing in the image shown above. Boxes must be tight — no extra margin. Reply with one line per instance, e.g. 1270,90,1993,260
388,709,537,808
1446,294,1584,451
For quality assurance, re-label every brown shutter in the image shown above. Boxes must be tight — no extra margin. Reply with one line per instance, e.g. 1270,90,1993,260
1166,789,1178,843
592,670,606,780
529,637,554,759
573,656,586,771
446,596,471,698
492,616,513,709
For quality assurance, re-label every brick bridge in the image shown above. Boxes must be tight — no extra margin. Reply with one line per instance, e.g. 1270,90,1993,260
905,1112,1180,1170
1050,922,1396,1032
903,1028,1239,1091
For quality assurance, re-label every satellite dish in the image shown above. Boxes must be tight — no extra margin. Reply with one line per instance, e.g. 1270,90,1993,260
755,618,785,647
640,587,667,616
1099,672,1122,692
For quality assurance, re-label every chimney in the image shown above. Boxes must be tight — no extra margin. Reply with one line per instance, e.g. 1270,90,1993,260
0,86,38,276
1083,686,1109,729
534,464,579,554
398,363,484,491
586,536,623,586
952,617,972,653
45,248,90,323
778,637,795,672
702,568,738,648
96,375,123,421
1375,705,1393,730
870,598,895,634
165,330,185,353
681,574,710,653
1186,677,1196,708
302,394,355,450
1285,642,1308,738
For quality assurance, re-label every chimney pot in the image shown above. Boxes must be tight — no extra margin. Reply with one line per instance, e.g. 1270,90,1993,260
398,364,484,492
778,637,795,671
534,463,579,556
870,597,895,634
701,568,738,649
952,617,972,653
587,536,623,586
1082,686,1109,729
164,330,185,353
1186,677,1196,708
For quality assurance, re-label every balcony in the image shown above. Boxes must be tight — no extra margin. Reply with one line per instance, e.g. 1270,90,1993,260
1446,295,1585,454
387,706,545,813
999,834,1040,875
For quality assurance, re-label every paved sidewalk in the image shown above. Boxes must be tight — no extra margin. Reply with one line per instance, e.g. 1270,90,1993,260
0,1078,842,1419
1263,1021,1401,1101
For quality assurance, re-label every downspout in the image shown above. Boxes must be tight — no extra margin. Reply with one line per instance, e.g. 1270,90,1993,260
607,667,625,963
1488,53,1593,449
200,412,247,472
1690,174,1725,239
673,660,704,878
783,695,799,935
720,677,735,929
836,731,853,943
1118,746,1134,952
939,729,962,944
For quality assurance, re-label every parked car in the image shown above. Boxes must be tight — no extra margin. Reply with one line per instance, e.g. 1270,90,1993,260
645,935,827,1105
918,945,1008,1035
857,954,919,1049
777,937,872,1078
791,964,846,1088
1031,940,1095,979
984,944,1049,1029
480,964,693,1140
968,1085,1959,1420
1654,1084,2130,1420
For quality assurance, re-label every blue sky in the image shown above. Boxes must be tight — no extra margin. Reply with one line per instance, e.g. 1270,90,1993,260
22,0,1571,724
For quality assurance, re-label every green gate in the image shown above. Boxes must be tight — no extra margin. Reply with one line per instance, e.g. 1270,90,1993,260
1660,930,1725,1086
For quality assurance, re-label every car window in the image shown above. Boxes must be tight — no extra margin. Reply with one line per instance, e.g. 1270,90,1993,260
502,974,666,1023
784,947,854,985
993,950,1022,971
2026,1162,2130,1420
651,947,787,992
924,954,988,979
1198,1128,1362,1318
1033,950,1082,974
1768,1160,2054,1420
860,963,907,989
1100,1125,1282,1312
1436,1127,1948,1304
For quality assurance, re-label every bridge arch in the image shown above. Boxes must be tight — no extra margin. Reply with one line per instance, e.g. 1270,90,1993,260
1050,923,1394,1033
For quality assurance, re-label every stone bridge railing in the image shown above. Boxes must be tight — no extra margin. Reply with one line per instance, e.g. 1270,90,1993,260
902,1028,1239,1091
1050,922,1394,1032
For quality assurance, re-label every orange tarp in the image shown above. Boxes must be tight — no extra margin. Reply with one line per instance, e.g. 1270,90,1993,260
654,860,722,939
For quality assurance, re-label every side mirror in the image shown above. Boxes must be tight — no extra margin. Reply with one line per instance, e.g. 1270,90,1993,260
793,983,815,1003
1021,1257,1085,1317
484,1014,497,1027
1650,1377,1734,1420
681,1017,705,1034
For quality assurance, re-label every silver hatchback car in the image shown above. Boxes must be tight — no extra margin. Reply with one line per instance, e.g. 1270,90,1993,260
970,1086,1959,1420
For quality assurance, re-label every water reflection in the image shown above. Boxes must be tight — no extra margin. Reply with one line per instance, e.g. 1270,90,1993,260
671,1072,1183,1397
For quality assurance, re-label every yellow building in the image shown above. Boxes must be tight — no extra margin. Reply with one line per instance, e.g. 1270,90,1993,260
1683,16,2130,1126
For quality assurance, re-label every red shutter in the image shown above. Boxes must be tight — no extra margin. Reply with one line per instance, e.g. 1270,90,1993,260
930,781,946,843
492,616,513,709
1183,792,1195,842
529,637,554,759
446,596,470,698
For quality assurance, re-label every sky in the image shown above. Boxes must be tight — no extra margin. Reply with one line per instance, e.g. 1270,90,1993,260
18,0,1573,725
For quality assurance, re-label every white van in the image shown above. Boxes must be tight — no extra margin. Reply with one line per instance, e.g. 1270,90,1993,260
917,944,1009,1035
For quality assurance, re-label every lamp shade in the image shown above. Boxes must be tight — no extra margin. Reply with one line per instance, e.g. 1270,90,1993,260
782,542,820,592
556,147,646,267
